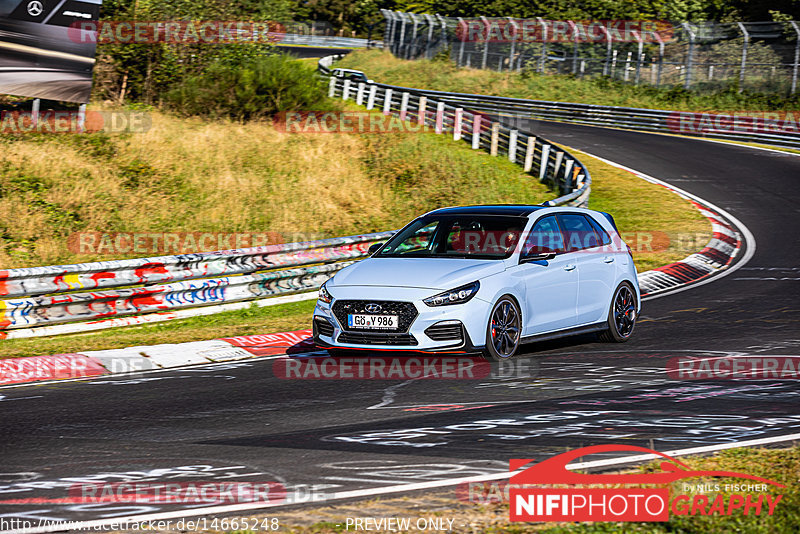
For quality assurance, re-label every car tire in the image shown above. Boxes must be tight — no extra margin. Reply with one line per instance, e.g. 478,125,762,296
482,295,522,361
599,282,637,342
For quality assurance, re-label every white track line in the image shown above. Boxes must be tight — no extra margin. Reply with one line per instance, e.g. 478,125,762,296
577,150,757,301
5,432,799,534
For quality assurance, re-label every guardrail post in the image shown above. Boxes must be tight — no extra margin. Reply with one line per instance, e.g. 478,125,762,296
471,115,482,149
356,82,366,105
563,159,574,192
523,136,535,172
508,129,518,162
553,151,565,188
417,95,427,125
399,92,410,121
435,102,444,133
383,88,393,115
342,79,351,100
490,122,500,155
366,85,377,110
328,77,337,98
454,108,463,140
539,144,551,181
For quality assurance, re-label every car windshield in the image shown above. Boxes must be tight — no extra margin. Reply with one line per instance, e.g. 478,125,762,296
377,215,526,259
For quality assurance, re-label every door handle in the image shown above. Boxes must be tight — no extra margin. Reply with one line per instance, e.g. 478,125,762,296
564,264,576,271
603,256,614,263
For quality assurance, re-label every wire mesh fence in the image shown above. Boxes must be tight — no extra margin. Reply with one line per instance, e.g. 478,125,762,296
380,10,800,94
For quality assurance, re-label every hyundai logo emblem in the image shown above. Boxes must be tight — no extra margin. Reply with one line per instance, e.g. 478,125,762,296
365,303,382,313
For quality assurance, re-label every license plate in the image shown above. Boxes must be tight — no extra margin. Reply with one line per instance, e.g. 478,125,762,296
348,314,398,329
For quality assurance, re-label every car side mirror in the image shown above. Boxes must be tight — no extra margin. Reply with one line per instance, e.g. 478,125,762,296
521,252,556,263
368,242,384,255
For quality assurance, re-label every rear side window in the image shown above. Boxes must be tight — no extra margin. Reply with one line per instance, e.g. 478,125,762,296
585,215,612,246
556,213,600,252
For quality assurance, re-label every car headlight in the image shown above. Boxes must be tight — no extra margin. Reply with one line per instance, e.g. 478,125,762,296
318,281,333,304
423,281,480,307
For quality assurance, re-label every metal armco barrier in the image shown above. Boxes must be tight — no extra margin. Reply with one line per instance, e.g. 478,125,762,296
399,89,800,149
0,233,393,333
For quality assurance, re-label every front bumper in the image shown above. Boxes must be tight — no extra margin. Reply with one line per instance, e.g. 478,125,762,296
313,286,490,353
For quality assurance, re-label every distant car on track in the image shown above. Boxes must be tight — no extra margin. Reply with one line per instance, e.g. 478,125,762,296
331,68,373,84
313,205,640,360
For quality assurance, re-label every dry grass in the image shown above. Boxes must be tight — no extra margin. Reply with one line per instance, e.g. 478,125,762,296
0,108,550,268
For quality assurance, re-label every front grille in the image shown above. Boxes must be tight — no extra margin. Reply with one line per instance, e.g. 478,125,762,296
337,332,419,346
313,316,334,338
332,300,418,333
425,321,464,341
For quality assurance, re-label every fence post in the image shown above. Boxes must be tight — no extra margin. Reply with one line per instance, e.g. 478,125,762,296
457,17,466,67
523,136,535,172
508,129,518,162
397,12,407,57
471,115,482,149
417,95,427,125
736,22,749,92
655,33,665,87
682,22,696,90
383,88,393,115
568,21,580,74
480,16,491,70
328,77,337,98
436,13,448,51
342,79,351,100
382,10,394,52
356,82,366,105
537,17,548,72
366,85,377,110
539,144,551,181
424,13,435,58
454,108,463,140
633,31,644,85
409,12,419,59
435,102,444,133
507,17,518,72
399,92,410,121
623,51,632,81
792,22,800,94
490,122,499,155
602,26,612,76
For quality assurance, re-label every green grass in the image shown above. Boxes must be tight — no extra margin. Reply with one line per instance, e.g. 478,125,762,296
337,49,800,112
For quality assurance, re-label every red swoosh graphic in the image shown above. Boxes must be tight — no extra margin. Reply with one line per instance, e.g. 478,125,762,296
510,444,786,488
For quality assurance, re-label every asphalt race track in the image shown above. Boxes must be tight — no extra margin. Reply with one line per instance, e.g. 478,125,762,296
1,123,800,526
